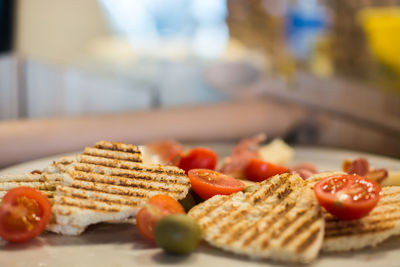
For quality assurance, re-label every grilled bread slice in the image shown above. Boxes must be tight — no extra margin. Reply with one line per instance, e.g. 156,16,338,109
188,173,325,263
0,172,64,203
48,141,190,235
45,141,142,174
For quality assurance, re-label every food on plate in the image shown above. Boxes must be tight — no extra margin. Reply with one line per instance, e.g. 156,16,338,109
188,169,245,200
137,194,185,241
47,141,190,235
1,136,400,263
154,214,202,254
178,191,198,213
145,140,183,165
322,185,400,251
343,158,369,176
244,158,288,182
219,134,266,178
257,138,294,165
188,173,325,263
342,158,388,184
308,172,400,251
313,174,382,220
0,187,51,243
242,184,257,193
219,135,315,181
84,140,143,162
178,147,218,174
0,172,63,203
290,162,319,180
45,156,78,174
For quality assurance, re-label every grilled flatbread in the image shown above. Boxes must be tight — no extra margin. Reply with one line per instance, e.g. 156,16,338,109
48,141,190,235
188,173,325,263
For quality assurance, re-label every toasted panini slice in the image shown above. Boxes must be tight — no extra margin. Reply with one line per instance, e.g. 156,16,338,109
0,173,64,202
45,141,142,175
49,157,190,235
188,173,325,263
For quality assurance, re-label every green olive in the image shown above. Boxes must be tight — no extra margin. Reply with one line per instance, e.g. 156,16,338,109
242,184,257,193
154,214,202,254
178,192,197,213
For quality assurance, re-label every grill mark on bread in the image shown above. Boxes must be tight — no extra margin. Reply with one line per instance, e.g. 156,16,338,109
55,201,120,213
83,147,142,162
94,141,141,154
296,227,320,253
79,155,183,175
325,223,395,237
0,173,63,183
201,203,235,232
374,200,400,207
56,197,121,212
240,201,297,248
71,172,186,194
242,173,289,206
248,173,290,203
69,184,148,198
271,209,308,239
259,204,306,250
57,187,142,206
325,214,400,230
190,196,229,221
57,194,141,208
74,164,189,185
211,208,250,242
233,185,297,247
281,212,320,247
324,208,400,225
0,182,57,188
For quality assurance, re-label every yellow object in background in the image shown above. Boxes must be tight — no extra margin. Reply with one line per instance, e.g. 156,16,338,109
382,171,400,186
359,7,400,75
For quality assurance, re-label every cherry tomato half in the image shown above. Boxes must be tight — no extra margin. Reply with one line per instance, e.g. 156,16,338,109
0,187,52,243
188,169,245,200
136,194,185,241
178,148,218,174
314,174,382,220
244,158,289,182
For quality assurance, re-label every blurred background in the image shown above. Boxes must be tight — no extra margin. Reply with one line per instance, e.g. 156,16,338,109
0,0,399,167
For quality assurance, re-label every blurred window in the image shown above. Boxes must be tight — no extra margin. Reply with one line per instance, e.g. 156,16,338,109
98,0,229,58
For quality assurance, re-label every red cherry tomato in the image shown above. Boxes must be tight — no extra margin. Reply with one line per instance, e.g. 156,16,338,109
314,174,382,220
188,169,245,200
244,158,289,182
178,148,218,174
0,187,52,243
136,194,185,241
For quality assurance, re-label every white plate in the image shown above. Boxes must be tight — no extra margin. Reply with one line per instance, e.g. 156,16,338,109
0,146,400,267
